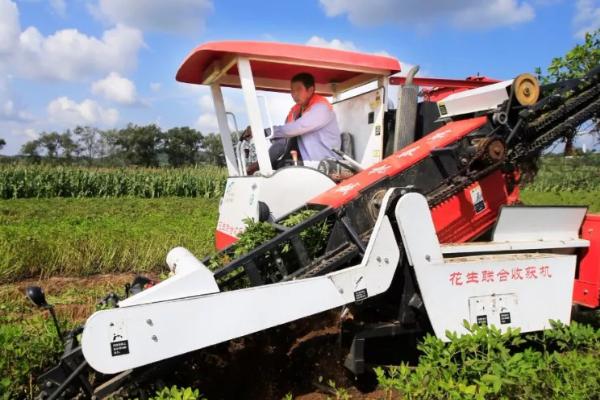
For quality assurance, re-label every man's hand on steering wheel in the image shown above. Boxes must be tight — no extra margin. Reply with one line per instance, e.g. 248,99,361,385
240,126,272,142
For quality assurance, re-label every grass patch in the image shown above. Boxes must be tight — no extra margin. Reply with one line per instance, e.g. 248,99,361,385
0,275,217,399
0,314,63,399
520,190,600,212
0,198,218,283
0,274,135,399
523,154,600,193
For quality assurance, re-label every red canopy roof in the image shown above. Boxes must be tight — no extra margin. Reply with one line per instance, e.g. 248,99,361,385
176,41,401,95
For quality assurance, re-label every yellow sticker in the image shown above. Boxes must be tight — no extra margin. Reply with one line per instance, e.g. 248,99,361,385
370,99,381,110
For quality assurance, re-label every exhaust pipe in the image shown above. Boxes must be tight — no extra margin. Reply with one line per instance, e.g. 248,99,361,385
393,65,420,152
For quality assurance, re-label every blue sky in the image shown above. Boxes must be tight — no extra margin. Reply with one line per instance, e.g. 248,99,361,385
0,0,598,155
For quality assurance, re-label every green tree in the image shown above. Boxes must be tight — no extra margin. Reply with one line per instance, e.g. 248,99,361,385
536,29,600,154
537,30,600,84
31,131,80,161
59,131,79,160
74,126,102,163
200,133,225,166
37,132,61,158
98,129,120,157
20,139,41,162
116,124,163,167
0,138,5,151
163,127,203,167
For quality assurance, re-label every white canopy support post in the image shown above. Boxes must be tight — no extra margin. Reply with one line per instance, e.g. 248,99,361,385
331,82,339,102
378,76,390,111
237,57,273,175
210,83,239,176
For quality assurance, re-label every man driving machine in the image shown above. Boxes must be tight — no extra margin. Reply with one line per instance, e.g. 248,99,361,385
243,72,341,173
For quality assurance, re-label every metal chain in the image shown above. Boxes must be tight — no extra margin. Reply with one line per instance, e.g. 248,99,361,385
511,96,600,161
525,81,600,135
291,242,359,279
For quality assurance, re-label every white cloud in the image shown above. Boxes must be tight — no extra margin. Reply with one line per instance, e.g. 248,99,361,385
2,100,14,116
319,0,535,30
0,75,32,122
1,99,33,121
23,127,38,140
17,24,144,81
198,94,214,111
92,72,138,104
0,0,19,54
453,0,535,28
50,0,66,17
195,94,218,132
194,92,253,134
532,0,563,4
150,82,162,92
573,0,600,39
306,36,360,52
306,36,392,56
196,113,218,133
260,33,277,41
93,0,213,35
0,124,44,155
47,97,119,127
0,0,144,81
260,91,294,127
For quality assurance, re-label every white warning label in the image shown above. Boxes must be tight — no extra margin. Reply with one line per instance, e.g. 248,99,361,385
470,185,486,213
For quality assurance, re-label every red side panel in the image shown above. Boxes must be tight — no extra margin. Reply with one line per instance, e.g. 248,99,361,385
309,117,488,208
389,76,501,102
431,170,520,243
215,230,238,251
574,214,600,308
389,76,500,89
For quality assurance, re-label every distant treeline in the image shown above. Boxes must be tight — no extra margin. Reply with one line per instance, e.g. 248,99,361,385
2,124,230,168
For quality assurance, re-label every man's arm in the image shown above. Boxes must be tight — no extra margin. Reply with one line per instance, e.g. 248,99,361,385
271,103,333,138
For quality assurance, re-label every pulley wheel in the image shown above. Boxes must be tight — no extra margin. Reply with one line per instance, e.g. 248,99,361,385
368,189,387,222
486,139,506,162
513,73,540,106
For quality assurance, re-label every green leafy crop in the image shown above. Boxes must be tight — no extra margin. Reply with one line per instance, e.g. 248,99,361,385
375,321,600,400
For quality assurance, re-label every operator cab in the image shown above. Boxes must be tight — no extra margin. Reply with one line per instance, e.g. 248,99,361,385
176,41,402,177
177,41,403,248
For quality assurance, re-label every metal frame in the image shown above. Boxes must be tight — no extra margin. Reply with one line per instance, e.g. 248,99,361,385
396,193,585,339
214,206,336,286
203,51,395,177
238,57,273,175
81,190,402,374
211,83,239,176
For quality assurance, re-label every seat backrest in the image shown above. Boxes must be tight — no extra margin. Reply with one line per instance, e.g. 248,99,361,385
340,132,354,159
332,87,385,168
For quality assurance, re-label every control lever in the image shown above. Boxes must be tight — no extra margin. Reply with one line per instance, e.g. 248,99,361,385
332,149,363,172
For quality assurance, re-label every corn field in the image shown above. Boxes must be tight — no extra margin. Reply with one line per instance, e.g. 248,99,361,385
0,165,228,198
524,154,600,192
